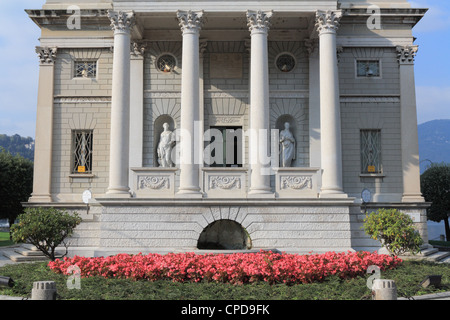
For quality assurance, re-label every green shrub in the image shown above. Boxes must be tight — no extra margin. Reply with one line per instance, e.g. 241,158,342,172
10,207,82,261
363,208,423,256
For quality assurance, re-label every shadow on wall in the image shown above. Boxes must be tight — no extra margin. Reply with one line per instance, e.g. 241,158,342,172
197,219,252,250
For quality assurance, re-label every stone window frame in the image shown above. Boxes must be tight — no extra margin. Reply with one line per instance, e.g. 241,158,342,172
274,52,297,73
355,58,382,79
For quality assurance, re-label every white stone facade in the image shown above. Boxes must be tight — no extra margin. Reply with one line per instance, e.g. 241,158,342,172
26,0,429,256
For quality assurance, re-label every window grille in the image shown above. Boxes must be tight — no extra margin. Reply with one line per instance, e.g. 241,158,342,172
356,60,380,77
74,61,97,78
72,130,93,174
360,129,382,174
156,54,177,73
276,54,296,73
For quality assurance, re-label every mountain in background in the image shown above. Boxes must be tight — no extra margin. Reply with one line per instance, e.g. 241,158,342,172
0,134,34,161
418,119,450,173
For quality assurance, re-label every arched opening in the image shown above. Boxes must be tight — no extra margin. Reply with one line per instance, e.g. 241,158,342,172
197,220,252,250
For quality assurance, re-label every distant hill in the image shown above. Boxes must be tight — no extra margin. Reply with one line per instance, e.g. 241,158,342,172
0,134,34,161
418,119,450,173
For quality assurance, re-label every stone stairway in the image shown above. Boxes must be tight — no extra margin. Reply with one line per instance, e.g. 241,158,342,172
1,244,64,263
400,247,450,264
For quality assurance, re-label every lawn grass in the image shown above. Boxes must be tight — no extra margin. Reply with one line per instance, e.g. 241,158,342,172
0,260,449,300
0,231,14,247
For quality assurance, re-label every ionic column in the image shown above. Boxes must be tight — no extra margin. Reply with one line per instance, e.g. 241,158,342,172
247,10,273,196
177,10,204,196
315,10,346,198
397,45,424,202
29,47,57,203
106,10,135,197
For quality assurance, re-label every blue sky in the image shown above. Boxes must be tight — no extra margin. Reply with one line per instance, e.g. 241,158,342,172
0,0,449,138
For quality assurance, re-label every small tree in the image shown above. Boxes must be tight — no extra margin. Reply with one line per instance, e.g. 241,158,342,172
363,208,423,256
420,163,450,241
0,148,33,237
11,207,82,261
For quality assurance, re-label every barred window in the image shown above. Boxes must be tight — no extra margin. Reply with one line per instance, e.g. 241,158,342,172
72,130,93,174
360,130,382,174
356,60,380,77
74,61,97,78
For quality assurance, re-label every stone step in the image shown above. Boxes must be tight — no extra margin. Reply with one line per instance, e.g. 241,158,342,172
427,251,450,262
2,244,65,262
2,251,50,263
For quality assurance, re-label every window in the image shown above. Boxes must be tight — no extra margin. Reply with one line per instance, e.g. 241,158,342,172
356,60,380,77
205,127,242,167
360,130,382,174
74,61,97,78
276,53,296,73
72,130,93,174
156,54,177,73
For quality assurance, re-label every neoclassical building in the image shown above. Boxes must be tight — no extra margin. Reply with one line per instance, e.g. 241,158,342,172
26,0,429,256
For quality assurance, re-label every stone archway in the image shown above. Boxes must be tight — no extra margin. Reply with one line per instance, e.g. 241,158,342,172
197,219,252,250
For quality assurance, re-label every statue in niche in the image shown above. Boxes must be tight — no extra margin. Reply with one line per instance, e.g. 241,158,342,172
279,122,296,167
157,123,176,167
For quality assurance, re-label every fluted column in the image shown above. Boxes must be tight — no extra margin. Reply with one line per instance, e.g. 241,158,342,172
177,10,204,196
106,10,135,197
397,45,424,202
316,10,346,198
29,47,57,203
247,10,274,196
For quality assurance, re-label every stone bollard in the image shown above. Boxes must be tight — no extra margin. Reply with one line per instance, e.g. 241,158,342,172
31,281,57,300
372,279,397,300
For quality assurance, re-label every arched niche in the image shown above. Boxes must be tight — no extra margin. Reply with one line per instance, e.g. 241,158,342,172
154,115,175,167
197,219,252,250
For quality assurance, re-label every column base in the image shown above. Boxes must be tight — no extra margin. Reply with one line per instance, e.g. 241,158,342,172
176,189,203,199
106,187,131,198
319,189,348,199
248,188,275,199
28,194,53,203
402,194,425,203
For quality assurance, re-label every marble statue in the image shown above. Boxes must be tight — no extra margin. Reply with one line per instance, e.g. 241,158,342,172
157,123,175,167
279,122,295,167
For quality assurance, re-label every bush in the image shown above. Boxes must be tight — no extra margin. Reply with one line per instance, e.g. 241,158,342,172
363,208,423,256
10,207,82,261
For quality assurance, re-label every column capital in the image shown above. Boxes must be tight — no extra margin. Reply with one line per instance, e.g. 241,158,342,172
305,38,319,55
108,10,135,34
36,46,57,65
315,10,342,35
246,10,273,35
177,10,204,35
397,45,418,65
131,41,146,57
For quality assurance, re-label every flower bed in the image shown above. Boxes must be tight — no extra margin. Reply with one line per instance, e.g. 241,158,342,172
48,251,402,285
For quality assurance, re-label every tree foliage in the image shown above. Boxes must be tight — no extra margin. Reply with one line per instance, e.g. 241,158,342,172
10,207,82,261
420,162,450,241
363,208,423,256
0,148,33,228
